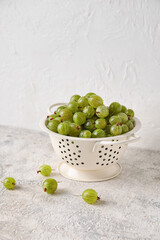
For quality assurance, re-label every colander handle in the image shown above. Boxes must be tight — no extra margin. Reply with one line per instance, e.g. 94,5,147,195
92,134,140,152
48,103,67,114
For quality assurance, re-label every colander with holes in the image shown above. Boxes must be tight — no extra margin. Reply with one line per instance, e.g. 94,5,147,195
39,103,141,182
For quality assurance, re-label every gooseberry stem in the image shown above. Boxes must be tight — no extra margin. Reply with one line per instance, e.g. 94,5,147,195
37,170,41,174
44,188,47,192
97,196,100,200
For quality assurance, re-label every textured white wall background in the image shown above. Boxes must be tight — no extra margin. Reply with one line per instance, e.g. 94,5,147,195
0,0,160,151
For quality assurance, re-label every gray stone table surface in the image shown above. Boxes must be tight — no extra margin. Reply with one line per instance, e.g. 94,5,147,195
0,126,160,240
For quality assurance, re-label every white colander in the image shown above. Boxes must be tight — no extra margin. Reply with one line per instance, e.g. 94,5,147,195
39,103,141,182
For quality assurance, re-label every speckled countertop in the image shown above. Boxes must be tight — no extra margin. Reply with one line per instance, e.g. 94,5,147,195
0,126,160,240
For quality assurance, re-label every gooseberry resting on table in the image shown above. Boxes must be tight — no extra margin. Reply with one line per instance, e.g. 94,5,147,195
82,189,100,204
37,164,52,176
46,93,136,138
3,177,16,190
42,178,57,194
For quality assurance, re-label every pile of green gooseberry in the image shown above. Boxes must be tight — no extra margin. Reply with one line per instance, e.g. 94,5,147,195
1,165,99,204
46,93,135,138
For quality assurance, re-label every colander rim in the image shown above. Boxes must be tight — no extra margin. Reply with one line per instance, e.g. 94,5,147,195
40,117,141,141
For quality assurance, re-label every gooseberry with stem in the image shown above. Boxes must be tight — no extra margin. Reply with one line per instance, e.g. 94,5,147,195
96,106,109,118
110,123,122,136
2,177,16,190
42,178,57,194
82,189,100,204
69,123,81,137
37,164,52,176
